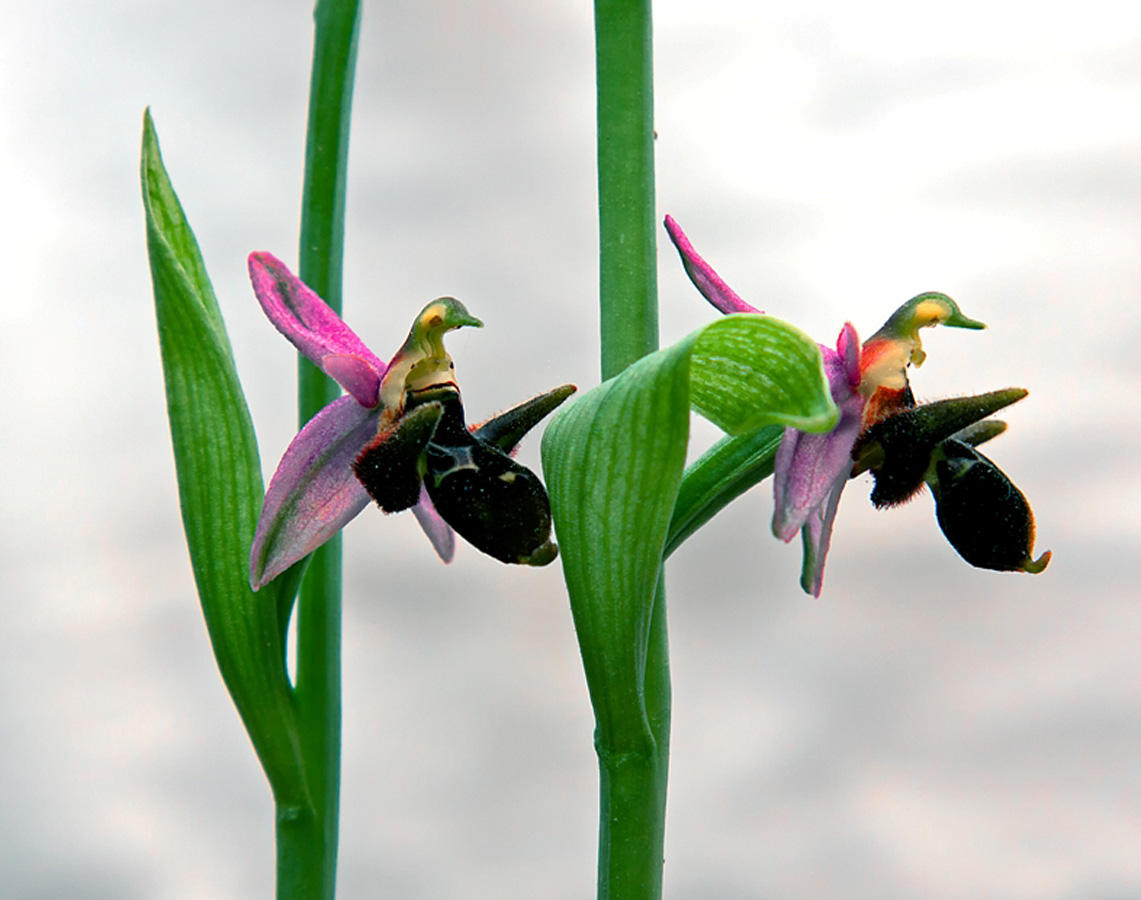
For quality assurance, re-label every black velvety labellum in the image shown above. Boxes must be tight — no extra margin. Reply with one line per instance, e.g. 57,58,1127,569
425,441,557,566
421,392,557,566
353,402,442,513
352,384,560,566
857,409,934,507
932,439,1039,572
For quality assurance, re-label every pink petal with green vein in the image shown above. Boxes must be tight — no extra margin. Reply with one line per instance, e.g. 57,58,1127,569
250,395,379,589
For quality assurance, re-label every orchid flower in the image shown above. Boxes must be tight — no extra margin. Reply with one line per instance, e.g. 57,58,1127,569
664,216,1049,595
247,252,574,589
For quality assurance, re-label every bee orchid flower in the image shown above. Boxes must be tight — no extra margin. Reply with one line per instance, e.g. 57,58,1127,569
664,216,1049,595
247,252,574,589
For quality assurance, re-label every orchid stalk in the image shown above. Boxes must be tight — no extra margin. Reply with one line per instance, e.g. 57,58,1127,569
143,0,1050,896
144,0,362,897
592,1,667,896
546,7,1049,896
284,2,361,896
544,3,837,897
147,3,575,894
663,215,1050,590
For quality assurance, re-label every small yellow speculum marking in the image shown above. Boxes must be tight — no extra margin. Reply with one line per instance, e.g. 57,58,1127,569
421,303,447,329
913,300,951,328
498,471,517,484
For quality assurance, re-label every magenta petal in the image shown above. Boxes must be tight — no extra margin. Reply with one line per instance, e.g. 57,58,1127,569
772,336,865,591
835,322,861,389
411,484,456,563
772,426,812,541
250,395,379,589
798,475,846,597
323,354,385,407
249,252,386,408
664,215,760,315
771,394,862,541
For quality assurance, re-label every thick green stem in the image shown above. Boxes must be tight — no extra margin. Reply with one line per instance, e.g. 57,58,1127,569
596,0,658,380
278,1,361,898
594,575,671,899
275,805,325,900
593,1,668,897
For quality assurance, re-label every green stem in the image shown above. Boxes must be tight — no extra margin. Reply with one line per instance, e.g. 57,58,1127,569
594,574,671,899
279,1,361,898
274,805,325,900
596,0,658,380
593,2,667,898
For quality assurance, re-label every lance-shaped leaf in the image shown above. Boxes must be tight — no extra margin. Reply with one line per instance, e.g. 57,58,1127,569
666,425,785,558
142,110,308,809
541,315,835,750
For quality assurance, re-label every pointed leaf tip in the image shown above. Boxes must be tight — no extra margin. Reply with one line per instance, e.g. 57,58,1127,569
143,113,307,805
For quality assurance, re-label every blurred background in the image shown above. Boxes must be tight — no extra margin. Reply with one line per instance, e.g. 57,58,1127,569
4,1,1140,897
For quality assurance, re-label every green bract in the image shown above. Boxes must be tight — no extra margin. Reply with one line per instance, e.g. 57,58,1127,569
540,314,835,748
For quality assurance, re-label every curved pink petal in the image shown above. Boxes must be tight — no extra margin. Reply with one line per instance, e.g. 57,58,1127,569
248,252,386,408
835,322,861,390
770,419,853,542
250,395,379,589
323,354,386,408
411,484,455,563
772,349,864,542
663,217,870,595
773,326,866,594
798,474,846,597
664,215,760,315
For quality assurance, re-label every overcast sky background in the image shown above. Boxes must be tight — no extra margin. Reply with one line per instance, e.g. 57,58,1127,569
4,1,1141,897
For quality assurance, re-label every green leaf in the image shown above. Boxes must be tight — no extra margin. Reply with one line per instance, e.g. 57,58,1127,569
541,314,836,749
665,425,784,559
542,338,694,751
141,110,309,810
689,314,837,433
